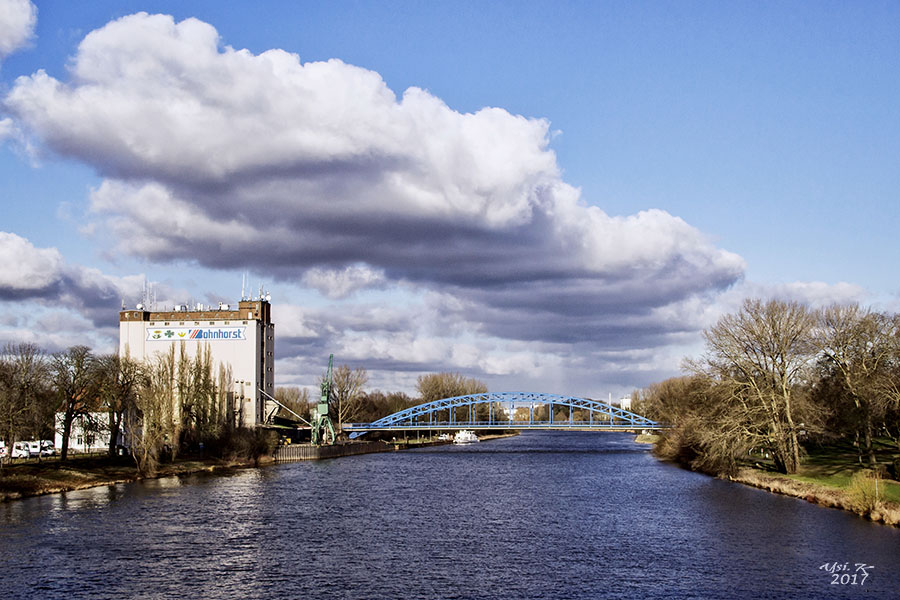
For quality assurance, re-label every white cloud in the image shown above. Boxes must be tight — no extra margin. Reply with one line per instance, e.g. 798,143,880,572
4,13,744,346
302,265,386,299
2,12,757,394
0,0,35,61
0,231,149,331
0,231,64,293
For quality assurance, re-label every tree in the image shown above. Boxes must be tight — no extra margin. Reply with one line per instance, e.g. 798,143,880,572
51,346,101,461
274,386,311,423
815,304,899,466
0,343,52,452
97,352,144,457
325,365,369,433
690,299,817,474
128,349,176,475
416,372,488,424
416,372,487,403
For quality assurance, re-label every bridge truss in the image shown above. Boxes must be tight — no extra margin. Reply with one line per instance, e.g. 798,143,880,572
346,392,662,439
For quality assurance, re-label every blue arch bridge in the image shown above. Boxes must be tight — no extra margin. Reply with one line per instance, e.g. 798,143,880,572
344,392,663,439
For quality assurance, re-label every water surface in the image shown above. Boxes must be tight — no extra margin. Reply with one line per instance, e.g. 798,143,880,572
1,432,898,598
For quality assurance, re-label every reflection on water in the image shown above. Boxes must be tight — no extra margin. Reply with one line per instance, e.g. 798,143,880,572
1,432,898,599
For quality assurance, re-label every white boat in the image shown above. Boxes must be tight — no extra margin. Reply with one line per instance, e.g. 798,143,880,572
453,430,479,444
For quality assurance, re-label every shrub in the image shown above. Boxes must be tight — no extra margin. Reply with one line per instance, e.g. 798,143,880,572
847,470,880,514
207,428,277,465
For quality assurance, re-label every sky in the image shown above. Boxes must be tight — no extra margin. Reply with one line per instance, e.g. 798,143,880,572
1,0,898,398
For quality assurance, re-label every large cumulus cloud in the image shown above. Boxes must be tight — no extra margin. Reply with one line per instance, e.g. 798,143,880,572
5,13,749,388
0,0,35,62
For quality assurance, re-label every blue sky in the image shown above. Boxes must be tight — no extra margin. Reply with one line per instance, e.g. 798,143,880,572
1,1,898,396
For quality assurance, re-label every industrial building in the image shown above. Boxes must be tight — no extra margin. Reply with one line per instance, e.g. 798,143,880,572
119,297,275,427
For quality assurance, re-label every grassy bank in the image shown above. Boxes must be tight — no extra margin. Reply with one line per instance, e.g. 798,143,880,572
0,455,270,502
653,436,900,527
730,439,900,526
731,468,900,527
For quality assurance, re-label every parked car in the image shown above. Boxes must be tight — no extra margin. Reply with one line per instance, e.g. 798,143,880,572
12,442,30,459
0,441,7,458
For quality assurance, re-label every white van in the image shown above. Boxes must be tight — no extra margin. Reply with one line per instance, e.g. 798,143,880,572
27,441,41,457
0,441,6,458
12,442,30,458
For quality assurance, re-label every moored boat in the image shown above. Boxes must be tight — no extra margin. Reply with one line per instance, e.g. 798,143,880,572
453,430,479,444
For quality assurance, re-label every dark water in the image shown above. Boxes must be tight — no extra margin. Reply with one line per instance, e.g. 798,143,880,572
1,432,898,599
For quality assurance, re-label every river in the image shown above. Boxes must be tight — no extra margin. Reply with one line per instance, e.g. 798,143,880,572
1,432,898,599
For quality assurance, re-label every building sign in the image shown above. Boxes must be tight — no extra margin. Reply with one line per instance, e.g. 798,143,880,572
146,327,246,341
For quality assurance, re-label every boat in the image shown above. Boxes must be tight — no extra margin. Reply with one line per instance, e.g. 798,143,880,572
453,430,479,444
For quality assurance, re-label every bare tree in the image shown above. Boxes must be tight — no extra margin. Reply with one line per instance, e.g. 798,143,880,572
416,372,489,423
690,299,816,474
51,346,100,461
97,352,145,457
274,386,311,423
0,343,51,452
416,372,487,403
325,365,369,433
815,304,899,466
128,349,177,475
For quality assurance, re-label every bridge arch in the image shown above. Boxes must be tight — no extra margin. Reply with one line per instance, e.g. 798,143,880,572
346,391,661,438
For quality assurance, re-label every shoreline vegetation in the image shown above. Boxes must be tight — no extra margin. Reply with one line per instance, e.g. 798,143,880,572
634,298,900,528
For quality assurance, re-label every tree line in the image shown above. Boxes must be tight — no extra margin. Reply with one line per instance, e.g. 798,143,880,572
0,342,268,475
1,336,492,469
636,299,900,476
274,370,489,437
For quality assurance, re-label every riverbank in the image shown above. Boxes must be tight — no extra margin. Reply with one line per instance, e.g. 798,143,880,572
0,455,272,502
729,468,900,526
648,434,900,527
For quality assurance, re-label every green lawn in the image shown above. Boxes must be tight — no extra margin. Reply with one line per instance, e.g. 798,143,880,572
786,438,900,503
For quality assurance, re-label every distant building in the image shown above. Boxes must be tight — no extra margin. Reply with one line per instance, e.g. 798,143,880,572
617,397,632,411
55,413,114,453
119,297,275,427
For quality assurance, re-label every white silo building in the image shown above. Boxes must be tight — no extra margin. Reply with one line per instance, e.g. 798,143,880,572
119,296,275,427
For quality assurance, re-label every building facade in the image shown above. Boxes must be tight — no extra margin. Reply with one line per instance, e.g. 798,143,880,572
119,298,275,427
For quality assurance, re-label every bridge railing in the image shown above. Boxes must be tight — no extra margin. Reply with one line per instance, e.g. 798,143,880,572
347,392,664,439
344,421,657,432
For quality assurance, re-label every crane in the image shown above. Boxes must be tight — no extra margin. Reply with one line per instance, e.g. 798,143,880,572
311,354,337,445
